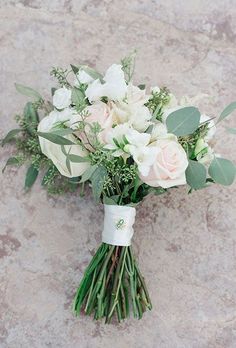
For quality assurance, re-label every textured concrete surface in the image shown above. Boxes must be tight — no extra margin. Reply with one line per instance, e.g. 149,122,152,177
1,1,236,347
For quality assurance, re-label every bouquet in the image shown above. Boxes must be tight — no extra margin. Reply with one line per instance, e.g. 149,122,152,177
2,53,236,323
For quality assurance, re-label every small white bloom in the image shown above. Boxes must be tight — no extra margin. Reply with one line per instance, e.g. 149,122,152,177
53,87,72,110
85,64,127,102
151,86,160,94
197,146,214,166
151,122,168,141
128,144,157,176
200,114,216,141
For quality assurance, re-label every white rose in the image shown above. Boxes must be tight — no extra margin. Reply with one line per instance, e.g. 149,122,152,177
140,138,188,188
38,111,90,178
53,87,72,110
85,64,127,102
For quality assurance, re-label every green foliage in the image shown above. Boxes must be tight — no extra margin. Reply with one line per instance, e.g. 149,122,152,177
186,160,207,190
121,50,137,83
37,132,75,145
91,166,108,202
166,107,200,136
209,157,235,186
179,122,209,159
1,129,22,146
227,127,236,134
50,67,71,87
15,83,42,100
146,87,170,120
218,101,236,123
25,165,39,190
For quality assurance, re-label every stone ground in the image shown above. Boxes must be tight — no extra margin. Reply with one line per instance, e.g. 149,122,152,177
0,1,236,347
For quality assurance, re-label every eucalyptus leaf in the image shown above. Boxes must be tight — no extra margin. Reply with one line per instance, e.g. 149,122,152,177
68,154,90,163
15,83,42,100
79,165,98,183
209,157,235,186
38,132,75,145
70,64,79,74
1,129,21,146
91,166,108,201
186,160,207,189
72,88,85,107
51,128,74,136
227,127,236,134
218,101,236,123
25,165,38,189
2,157,19,173
24,102,39,134
166,107,200,136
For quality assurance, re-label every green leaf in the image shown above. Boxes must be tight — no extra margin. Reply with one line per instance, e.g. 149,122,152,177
71,88,85,107
209,157,235,186
218,101,236,123
91,166,108,201
24,102,39,135
79,165,98,183
25,165,38,189
227,127,236,134
71,64,103,81
138,84,146,90
1,129,22,146
70,64,80,74
51,128,74,136
66,157,72,175
103,196,119,205
37,132,75,145
68,154,90,163
15,83,42,100
2,157,20,173
166,107,200,136
186,160,207,189
51,87,57,96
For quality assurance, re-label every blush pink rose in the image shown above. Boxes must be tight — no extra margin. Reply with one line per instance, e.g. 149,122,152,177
72,102,113,150
140,138,188,188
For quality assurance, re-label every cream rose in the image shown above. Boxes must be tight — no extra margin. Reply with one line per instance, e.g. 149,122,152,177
38,110,90,178
53,87,72,110
140,138,188,188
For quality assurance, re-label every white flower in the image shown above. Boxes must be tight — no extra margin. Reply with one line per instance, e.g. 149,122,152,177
200,114,216,141
112,84,152,132
53,87,72,110
130,145,158,176
76,69,95,85
195,139,214,166
150,122,169,141
104,123,131,157
85,64,127,102
198,147,214,166
38,110,90,178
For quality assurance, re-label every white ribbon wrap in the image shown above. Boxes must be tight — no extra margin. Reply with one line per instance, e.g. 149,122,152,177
102,205,136,246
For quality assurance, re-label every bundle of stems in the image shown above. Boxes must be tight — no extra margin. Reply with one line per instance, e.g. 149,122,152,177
73,243,152,322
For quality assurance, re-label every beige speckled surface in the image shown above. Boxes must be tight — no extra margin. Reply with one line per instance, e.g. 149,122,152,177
0,1,236,347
